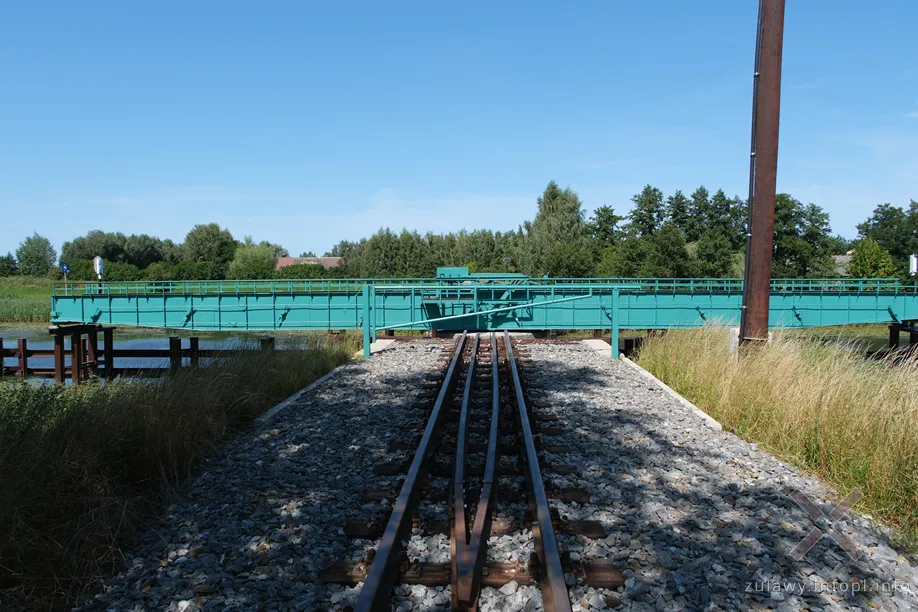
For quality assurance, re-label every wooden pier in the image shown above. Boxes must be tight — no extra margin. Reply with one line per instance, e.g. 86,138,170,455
0,325,277,385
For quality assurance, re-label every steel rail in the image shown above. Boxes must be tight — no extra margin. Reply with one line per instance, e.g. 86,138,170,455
452,332,502,609
355,331,469,612
504,331,572,612
451,333,479,606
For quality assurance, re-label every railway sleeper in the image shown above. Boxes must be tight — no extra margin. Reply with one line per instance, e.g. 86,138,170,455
388,439,570,454
363,486,589,505
344,517,607,540
320,557,624,590
374,460,577,477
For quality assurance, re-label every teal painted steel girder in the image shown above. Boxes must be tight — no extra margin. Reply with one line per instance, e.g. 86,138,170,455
49,278,918,334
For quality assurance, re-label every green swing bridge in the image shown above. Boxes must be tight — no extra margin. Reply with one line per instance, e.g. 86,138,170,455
50,268,918,357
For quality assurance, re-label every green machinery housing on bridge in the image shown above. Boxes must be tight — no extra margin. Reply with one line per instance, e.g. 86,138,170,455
51,268,918,357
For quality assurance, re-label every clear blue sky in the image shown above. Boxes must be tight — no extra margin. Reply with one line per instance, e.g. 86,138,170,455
1,1,916,258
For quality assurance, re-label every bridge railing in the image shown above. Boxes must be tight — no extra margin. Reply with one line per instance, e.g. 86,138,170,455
543,278,911,293
51,277,912,296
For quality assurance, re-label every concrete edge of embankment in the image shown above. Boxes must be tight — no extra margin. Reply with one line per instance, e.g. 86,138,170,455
256,366,346,424
579,339,722,431
619,355,723,431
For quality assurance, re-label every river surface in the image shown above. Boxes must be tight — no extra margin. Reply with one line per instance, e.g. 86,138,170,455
1,324,318,380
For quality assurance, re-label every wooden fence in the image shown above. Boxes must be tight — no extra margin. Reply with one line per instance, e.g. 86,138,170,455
1,325,276,384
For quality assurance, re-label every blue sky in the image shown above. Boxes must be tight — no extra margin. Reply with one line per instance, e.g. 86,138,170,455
1,1,916,258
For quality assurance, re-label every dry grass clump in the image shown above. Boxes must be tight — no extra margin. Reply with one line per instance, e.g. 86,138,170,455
0,334,353,609
637,326,918,550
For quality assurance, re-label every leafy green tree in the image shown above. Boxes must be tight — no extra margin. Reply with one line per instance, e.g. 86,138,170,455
685,186,711,242
183,223,238,265
61,259,95,280
848,238,896,278
826,234,852,255
0,252,17,276
300,251,317,257
400,230,437,276
123,234,165,268
226,237,277,279
593,246,619,277
627,185,665,236
588,206,624,248
665,191,690,234
542,240,595,278
600,236,649,277
61,230,126,264
454,229,501,272
103,261,143,281
856,202,918,274
172,261,216,280
161,239,184,264
326,241,358,257
638,223,695,277
772,195,835,277
16,233,56,276
145,261,173,281
355,229,399,277
693,230,733,277
520,181,595,277
258,241,288,258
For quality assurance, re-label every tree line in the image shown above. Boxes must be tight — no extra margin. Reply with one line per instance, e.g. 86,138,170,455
1,182,913,281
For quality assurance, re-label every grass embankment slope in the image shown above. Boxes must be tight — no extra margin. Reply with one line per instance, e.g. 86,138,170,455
0,277,51,323
0,335,355,610
637,327,918,550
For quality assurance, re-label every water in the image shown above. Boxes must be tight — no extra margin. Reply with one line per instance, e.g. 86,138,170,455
0,324,315,381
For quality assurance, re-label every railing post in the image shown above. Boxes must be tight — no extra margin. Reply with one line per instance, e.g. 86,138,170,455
71,332,82,385
17,338,28,378
103,328,115,380
0,337,4,378
260,337,275,351
190,336,199,368
169,336,181,376
53,333,66,384
611,288,620,359
362,285,371,358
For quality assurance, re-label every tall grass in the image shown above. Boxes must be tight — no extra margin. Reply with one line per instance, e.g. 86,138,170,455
0,277,51,323
0,335,355,609
637,327,918,549
0,296,48,322
0,277,52,298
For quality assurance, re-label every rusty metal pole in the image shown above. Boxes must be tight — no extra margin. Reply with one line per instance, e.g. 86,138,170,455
740,0,785,344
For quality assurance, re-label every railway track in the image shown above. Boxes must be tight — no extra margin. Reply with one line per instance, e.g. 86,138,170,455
321,331,624,610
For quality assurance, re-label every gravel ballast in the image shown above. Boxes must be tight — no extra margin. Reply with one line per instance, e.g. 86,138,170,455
527,342,918,612
77,340,918,611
